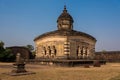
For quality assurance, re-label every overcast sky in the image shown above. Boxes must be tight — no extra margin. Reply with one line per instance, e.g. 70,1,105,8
0,0,120,51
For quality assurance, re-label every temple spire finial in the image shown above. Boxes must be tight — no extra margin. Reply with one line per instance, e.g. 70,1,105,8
63,5,67,13
64,5,66,10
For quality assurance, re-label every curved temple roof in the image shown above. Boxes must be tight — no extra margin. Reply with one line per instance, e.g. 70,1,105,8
34,30,96,41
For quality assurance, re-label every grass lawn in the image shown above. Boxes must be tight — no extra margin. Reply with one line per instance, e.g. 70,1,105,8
0,62,120,80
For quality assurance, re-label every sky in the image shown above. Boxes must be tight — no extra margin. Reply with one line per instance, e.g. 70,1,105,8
0,0,120,51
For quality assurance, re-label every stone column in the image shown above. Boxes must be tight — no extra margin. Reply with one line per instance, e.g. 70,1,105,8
16,53,21,63
42,47,46,58
78,46,82,59
86,48,90,59
46,46,51,58
83,47,86,59
64,41,70,59
51,46,54,58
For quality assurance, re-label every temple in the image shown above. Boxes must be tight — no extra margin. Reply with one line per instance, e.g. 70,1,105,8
34,6,96,60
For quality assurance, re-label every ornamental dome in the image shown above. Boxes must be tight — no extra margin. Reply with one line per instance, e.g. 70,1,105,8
57,6,74,23
57,6,74,30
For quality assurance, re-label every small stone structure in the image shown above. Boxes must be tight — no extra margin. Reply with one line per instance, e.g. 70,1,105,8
10,53,35,76
11,53,26,73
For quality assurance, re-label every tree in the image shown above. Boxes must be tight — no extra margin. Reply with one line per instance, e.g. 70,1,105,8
0,41,15,62
0,41,4,47
25,45,36,59
26,45,34,52
0,41,4,51
31,50,36,59
0,41,5,60
0,41,5,58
